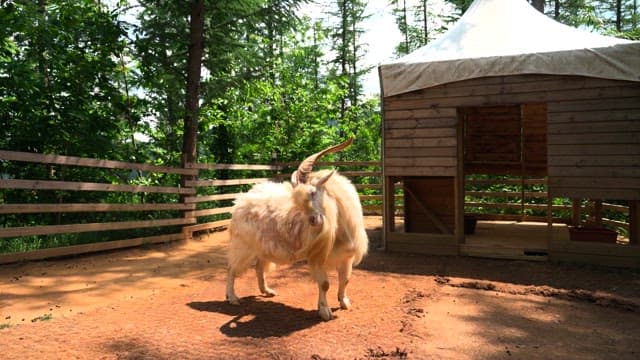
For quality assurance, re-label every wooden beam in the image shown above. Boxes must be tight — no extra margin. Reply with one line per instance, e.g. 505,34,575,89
0,179,194,195
276,161,380,168
385,166,456,177
630,201,639,245
186,163,280,171
183,193,240,203
0,218,195,238
466,178,546,185
192,206,233,218
465,202,569,211
338,171,381,177
385,232,458,255
383,176,397,241
0,233,184,265
0,203,193,214
594,199,604,227
0,150,198,175
572,198,581,226
466,191,548,198
456,109,465,244
185,178,269,187
403,185,451,234
183,219,231,240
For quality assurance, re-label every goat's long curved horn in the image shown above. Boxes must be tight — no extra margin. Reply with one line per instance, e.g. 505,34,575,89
291,137,353,185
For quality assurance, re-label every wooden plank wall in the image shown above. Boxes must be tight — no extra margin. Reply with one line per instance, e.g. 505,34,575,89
522,103,548,176
383,107,458,176
547,90,640,200
383,74,640,200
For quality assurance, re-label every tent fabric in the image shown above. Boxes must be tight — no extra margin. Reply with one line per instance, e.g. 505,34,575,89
379,0,640,97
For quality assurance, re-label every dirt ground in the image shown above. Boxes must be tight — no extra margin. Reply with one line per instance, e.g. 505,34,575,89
1,217,640,360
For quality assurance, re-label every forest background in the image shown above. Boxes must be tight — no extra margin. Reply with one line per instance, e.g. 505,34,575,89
1,0,639,167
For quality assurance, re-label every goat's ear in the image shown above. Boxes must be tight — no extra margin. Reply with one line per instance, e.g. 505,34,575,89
291,171,300,187
315,170,335,189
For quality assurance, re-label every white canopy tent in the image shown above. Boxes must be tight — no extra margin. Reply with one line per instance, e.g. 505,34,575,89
379,0,640,97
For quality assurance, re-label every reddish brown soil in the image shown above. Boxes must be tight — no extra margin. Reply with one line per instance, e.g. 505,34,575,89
1,217,640,359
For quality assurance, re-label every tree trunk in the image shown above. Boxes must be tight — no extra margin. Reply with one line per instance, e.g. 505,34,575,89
340,0,348,123
422,0,428,44
531,0,545,13
616,0,622,31
181,0,205,172
402,0,409,52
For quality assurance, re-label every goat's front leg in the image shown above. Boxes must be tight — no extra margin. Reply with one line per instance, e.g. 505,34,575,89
311,267,332,321
255,258,277,297
337,256,354,310
225,267,240,305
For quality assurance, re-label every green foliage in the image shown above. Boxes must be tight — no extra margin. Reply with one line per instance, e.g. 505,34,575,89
30,313,53,323
1,0,130,158
391,0,453,56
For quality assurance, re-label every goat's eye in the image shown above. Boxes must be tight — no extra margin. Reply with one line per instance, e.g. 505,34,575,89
310,190,317,198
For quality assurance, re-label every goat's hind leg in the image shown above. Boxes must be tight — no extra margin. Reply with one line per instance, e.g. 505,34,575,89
225,250,254,305
225,267,241,305
255,258,277,297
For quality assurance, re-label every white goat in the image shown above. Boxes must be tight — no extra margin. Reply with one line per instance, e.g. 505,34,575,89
225,138,369,321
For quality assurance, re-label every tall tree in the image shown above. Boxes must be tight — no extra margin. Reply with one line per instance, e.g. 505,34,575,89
134,0,191,164
392,0,453,56
531,0,546,12
181,0,204,171
328,0,369,125
391,0,411,55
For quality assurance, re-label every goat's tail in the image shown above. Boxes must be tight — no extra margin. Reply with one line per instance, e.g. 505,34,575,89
352,227,369,266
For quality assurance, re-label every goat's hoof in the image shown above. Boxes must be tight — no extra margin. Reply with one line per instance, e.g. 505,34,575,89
226,295,241,305
339,297,351,310
318,306,333,321
262,288,277,297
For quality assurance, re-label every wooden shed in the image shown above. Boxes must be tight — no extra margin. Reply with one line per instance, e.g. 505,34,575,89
378,0,640,267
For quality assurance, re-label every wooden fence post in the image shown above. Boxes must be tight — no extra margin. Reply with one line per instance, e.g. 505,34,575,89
571,198,581,226
630,201,639,245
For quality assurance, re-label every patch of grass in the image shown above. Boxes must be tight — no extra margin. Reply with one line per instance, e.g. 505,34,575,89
0,323,12,330
30,313,52,323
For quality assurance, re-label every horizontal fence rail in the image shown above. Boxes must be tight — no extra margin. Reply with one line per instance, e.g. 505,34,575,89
463,176,630,232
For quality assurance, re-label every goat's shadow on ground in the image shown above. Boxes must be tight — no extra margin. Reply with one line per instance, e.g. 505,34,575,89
187,297,328,338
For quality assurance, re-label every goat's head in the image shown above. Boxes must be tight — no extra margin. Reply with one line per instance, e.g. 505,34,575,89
290,138,353,227
292,170,335,227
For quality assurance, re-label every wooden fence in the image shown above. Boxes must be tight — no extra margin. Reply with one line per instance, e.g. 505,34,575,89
0,150,631,264
0,151,382,264
464,176,630,234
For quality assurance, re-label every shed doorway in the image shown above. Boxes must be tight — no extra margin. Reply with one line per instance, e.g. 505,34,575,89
459,103,563,260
